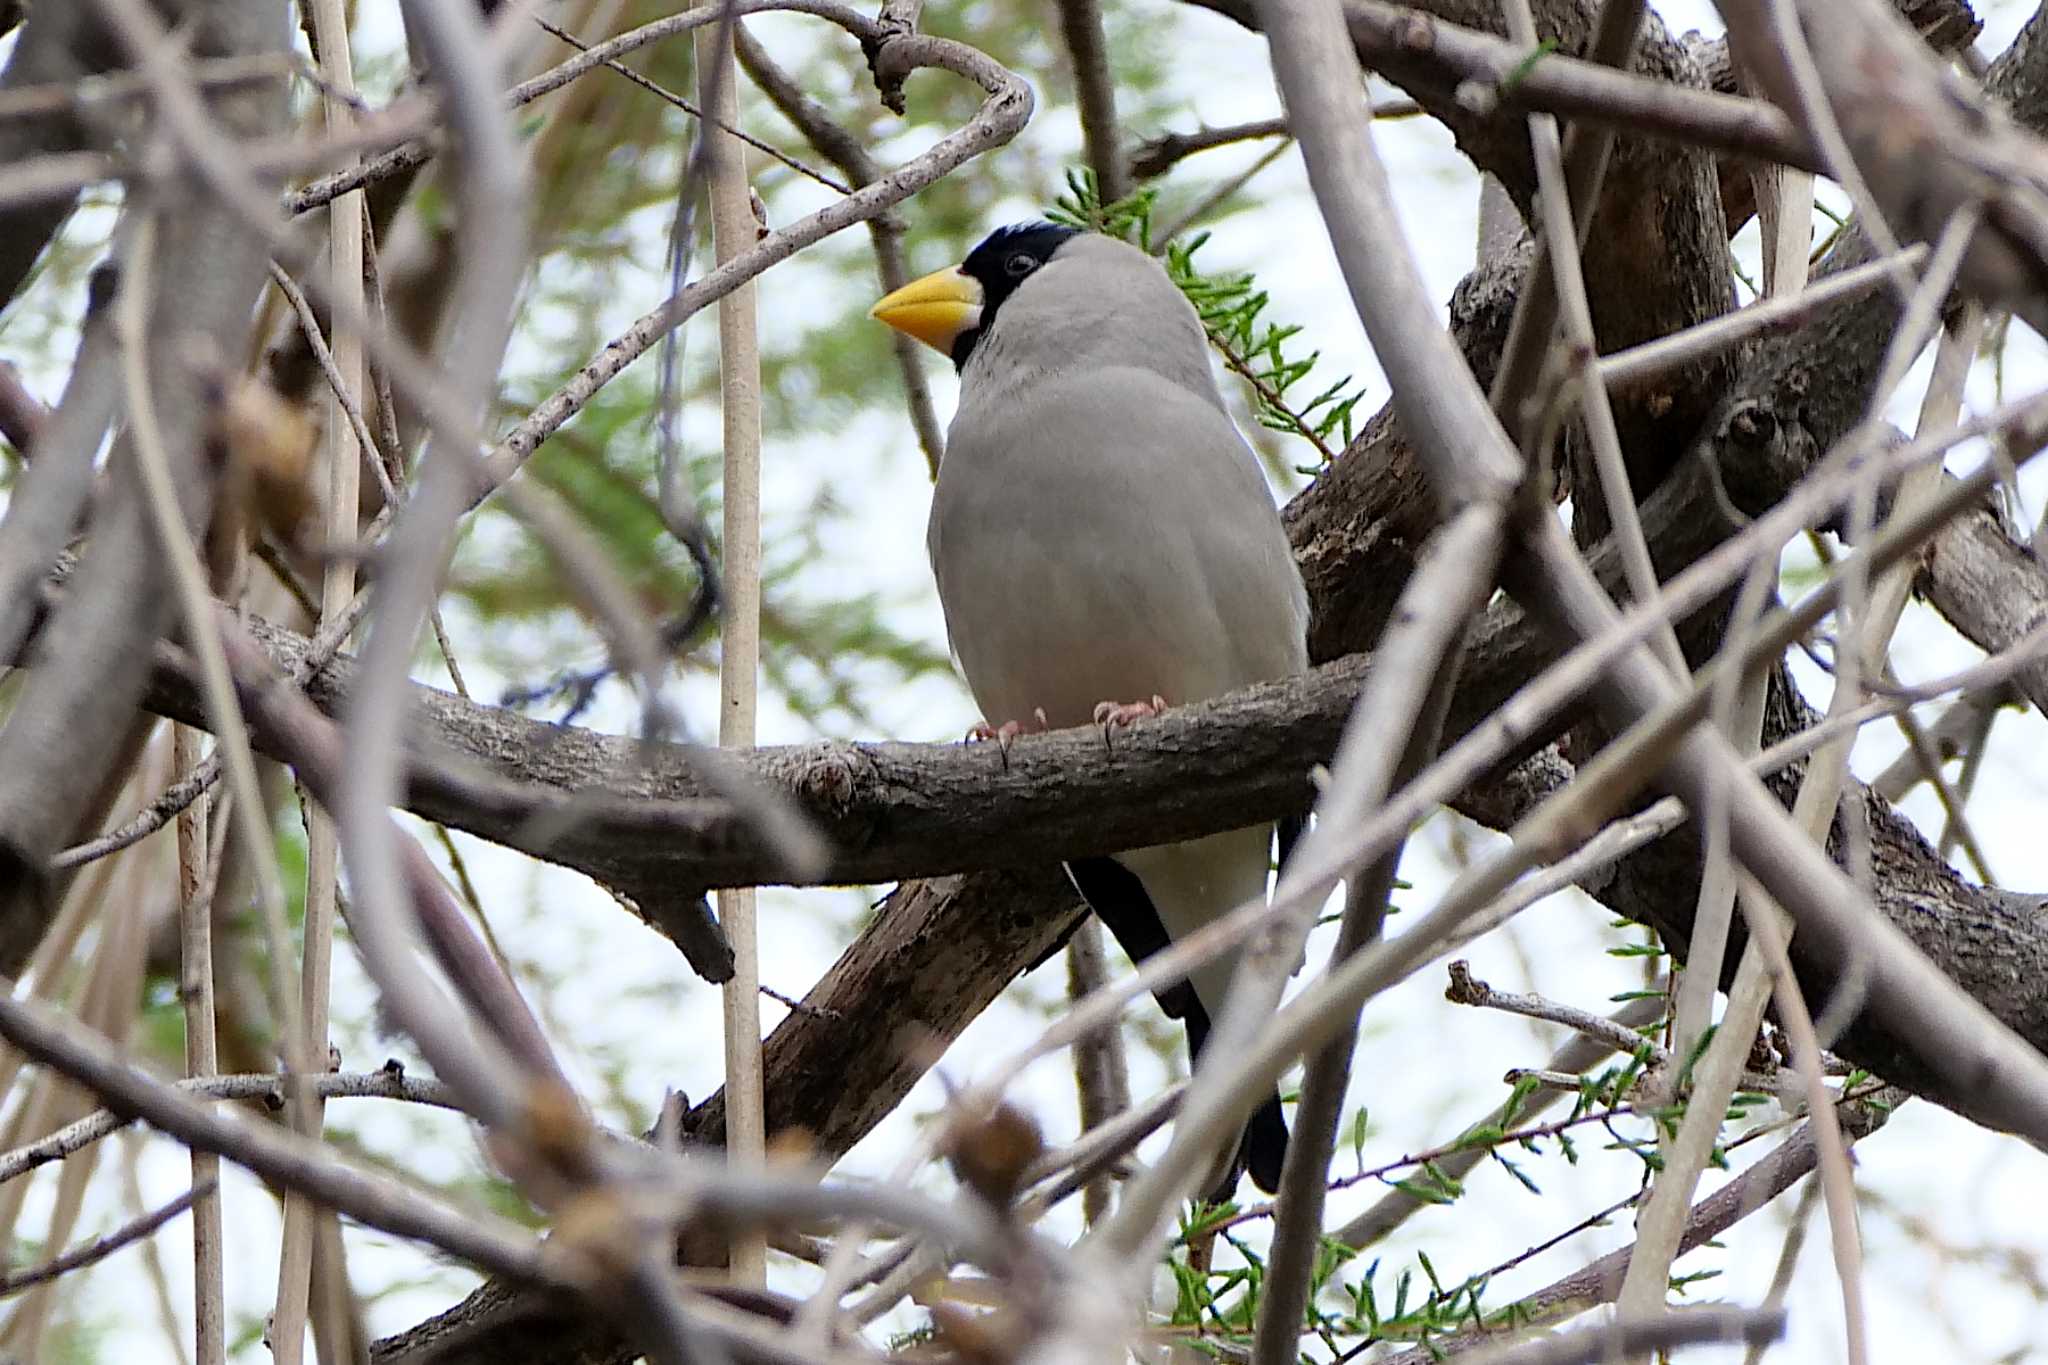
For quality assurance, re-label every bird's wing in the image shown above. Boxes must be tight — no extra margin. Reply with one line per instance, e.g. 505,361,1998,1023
929,365,1305,731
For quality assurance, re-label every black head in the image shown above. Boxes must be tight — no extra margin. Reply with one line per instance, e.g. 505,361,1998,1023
950,222,1082,369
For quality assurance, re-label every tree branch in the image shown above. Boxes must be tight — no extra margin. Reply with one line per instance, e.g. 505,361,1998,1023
0,0,289,973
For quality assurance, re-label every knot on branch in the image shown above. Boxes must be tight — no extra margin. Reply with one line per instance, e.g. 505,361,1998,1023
1444,959,1491,1006
1705,392,1820,524
1725,400,1779,451
790,740,867,815
1383,9,1440,60
864,26,919,115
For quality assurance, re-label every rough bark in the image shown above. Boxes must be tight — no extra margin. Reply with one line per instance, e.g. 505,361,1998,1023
0,1,290,972
0,6,123,309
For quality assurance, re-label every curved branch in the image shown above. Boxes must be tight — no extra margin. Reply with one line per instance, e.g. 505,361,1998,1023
473,26,1030,499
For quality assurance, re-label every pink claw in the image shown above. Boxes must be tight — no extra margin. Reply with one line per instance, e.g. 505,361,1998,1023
965,709,1049,768
1092,694,1168,749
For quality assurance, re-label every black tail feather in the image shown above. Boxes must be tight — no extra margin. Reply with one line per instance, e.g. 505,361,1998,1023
1242,1092,1290,1194
1192,1083,1291,1205
1186,1004,1291,1203
1064,838,1297,1205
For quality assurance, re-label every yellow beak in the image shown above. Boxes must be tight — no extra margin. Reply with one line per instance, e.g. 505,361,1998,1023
869,266,983,355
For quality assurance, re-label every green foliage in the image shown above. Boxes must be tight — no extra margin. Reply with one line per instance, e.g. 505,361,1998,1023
1051,171,1366,463
1604,920,1666,963
138,968,186,1067
1670,1267,1724,1296
1391,1160,1463,1207
460,367,953,730
40,1312,113,1365
1675,1023,1719,1091
1322,1251,1493,1355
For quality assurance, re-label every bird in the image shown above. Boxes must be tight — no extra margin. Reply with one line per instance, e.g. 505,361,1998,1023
870,222,1311,1204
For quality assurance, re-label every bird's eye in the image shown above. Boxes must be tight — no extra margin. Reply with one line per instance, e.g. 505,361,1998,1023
1003,252,1038,278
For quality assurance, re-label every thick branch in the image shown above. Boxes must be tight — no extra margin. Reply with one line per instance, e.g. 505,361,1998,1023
0,6,123,308
1918,501,2048,718
142,613,1348,889
0,0,289,972
121,404,2048,1133
1187,0,1739,490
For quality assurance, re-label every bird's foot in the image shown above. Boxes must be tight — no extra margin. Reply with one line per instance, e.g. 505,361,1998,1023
965,719,1021,746
965,708,1048,769
1092,695,1167,751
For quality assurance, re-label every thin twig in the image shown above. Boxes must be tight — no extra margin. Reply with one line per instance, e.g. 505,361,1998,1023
273,2,364,1354
1505,0,1684,691
1376,1096,1899,1364
172,723,225,1365
482,17,1030,496
1064,921,1131,1225
1884,687,1995,881
337,0,533,1130
0,992,555,1280
1444,963,1663,1064
534,13,852,193
1598,245,1924,393
0,1069,463,1185
1742,1179,1822,1365
0,1182,211,1298
118,1134,194,1365
0,53,293,121
1333,994,1665,1250
49,583,373,872
108,199,315,1183
1628,108,1819,1329
730,23,944,469
1463,1306,1785,1365
1056,0,1126,202
698,0,768,1291
1252,511,1492,1365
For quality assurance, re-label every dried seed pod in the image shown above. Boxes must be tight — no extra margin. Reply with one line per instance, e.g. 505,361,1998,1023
210,373,318,548
943,1099,1045,1211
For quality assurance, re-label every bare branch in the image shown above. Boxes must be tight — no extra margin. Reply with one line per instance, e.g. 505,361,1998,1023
1332,995,1666,1249
0,0,289,971
480,19,1031,498
0,1182,211,1298
0,1069,463,1186
172,723,224,1365
1728,0,2048,334
1246,506,1503,1364
698,0,770,1292
0,994,558,1283
1464,1306,1785,1365
1377,1098,1898,1362
0,275,119,669
731,25,945,469
1056,0,1128,201
0,4,123,307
